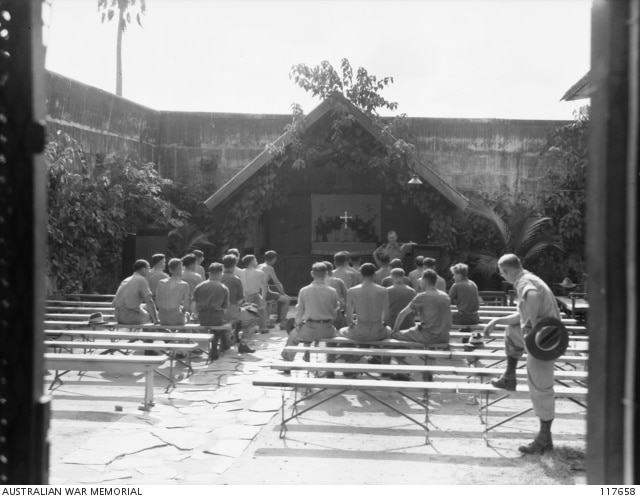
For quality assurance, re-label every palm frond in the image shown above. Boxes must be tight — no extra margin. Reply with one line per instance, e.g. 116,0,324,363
514,216,553,250
470,252,500,279
467,200,510,246
521,240,565,263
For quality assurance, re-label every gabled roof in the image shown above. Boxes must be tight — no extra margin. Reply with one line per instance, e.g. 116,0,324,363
203,93,469,212
561,72,593,101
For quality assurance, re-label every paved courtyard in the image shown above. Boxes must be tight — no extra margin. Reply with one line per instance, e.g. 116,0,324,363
46,328,587,485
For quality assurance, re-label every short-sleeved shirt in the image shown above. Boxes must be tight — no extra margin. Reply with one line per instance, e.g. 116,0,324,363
374,242,413,262
332,267,356,289
449,279,480,315
221,270,244,304
195,265,206,280
193,280,229,326
408,268,424,291
409,290,452,342
112,274,152,311
296,281,339,323
146,269,169,297
327,276,348,308
387,284,416,329
515,271,561,331
374,267,391,285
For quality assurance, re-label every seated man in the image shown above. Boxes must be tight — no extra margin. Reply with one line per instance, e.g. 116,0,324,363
258,250,292,330
448,262,480,328
281,262,339,362
423,257,447,292
193,263,229,326
332,251,358,289
408,255,425,292
386,268,416,330
193,249,207,280
324,261,348,329
341,263,390,342
220,254,253,353
155,258,191,325
181,253,204,301
242,254,269,334
112,259,159,324
146,253,168,299
392,269,451,345
381,259,412,287
373,253,392,285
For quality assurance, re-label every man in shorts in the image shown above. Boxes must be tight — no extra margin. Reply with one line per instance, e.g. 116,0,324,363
242,254,269,334
258,250,291,330
112,259,159,324
449,262,480,327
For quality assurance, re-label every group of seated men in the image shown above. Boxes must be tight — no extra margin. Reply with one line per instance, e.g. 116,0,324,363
281,251,482,377
111,249,293,355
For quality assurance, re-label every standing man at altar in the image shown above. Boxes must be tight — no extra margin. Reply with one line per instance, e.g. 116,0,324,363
373,230,417,267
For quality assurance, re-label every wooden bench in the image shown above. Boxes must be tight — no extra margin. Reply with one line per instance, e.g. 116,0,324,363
478,291,508,306
45,353,167,410
45,340,198,391
556,294,589,322
252,376,587,444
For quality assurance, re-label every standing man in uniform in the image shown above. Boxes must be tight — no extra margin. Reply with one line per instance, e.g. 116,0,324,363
373,230,416,268
482,254,562,454
113,260,159,324
258,251,291,330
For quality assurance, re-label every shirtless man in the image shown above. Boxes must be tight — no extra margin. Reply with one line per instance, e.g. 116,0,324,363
258,250,291,330
192,249,206,280
373,253,392,285
227,248,245,286
386,268,416,331
112,260,158,324
155,258,191,325
242,254,269,334
147,254,168,298
281,262,339,362
381,259,412,287
373,230,416,268
348,253,363,286
423,257,447,292
482,254,562,454
181,253,204,300
341,263,390,342
408,255,425,292
332,251,358,289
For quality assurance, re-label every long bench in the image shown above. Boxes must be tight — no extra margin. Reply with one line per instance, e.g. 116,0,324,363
45,353,167,410
45,340,198,391
252,376,587,444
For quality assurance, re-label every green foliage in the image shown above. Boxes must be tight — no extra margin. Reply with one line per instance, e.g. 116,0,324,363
290,59,398,115
46,133,184,295
166,224,217,261
537,109,588,260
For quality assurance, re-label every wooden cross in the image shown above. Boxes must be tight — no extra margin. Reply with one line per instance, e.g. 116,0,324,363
340,211,352,229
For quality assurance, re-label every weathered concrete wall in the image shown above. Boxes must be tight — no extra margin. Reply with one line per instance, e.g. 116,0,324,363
45,71,568,198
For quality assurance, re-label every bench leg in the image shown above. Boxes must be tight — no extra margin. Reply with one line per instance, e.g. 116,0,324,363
141,368,155,411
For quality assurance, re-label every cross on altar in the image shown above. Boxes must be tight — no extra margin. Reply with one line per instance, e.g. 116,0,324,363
340,211,352,229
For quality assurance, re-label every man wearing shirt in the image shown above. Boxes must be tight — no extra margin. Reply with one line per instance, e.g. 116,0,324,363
242,254,269,334
113,259,158,324
258,250,291,330
281,262,339,362
146,253,168,298
181,253,204,300
373,230,416,268
449,263,480,326
386,268,416,330
332,251,358,289
423,257,447,292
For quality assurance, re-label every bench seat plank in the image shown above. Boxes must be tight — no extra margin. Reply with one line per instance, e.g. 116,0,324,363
45,340,197,351
44,329,212,342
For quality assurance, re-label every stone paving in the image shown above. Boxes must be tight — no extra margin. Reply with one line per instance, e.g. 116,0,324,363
46,326,587,485
47,329,289,484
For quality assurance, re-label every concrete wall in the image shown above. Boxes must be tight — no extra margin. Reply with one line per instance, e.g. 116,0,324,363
45,71,568,197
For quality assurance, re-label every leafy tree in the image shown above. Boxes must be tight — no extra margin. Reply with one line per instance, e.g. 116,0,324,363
46,133,184,295
97,0,146,96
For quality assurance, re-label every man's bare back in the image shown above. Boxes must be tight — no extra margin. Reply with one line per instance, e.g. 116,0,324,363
347,281,388,325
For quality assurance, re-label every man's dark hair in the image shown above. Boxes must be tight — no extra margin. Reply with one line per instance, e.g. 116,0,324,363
390,258,403,269
360,263,377,278
242,254,256,267
422,268,437,286
423,257,436,269
391,268,405,278
192,249,204,259
323,261,334,272
182,253,197,268
208,262,223,275
378,253,390,265
168,258,182,274
414,255,424,267
264,250,277,263
151,254,165,267
311,262,328,275
349,254,361,264
334,251,348,266
133,259,150,272
227,248,240,258
222,254,237,269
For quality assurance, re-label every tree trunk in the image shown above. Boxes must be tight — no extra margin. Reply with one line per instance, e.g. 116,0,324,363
115,5,124,96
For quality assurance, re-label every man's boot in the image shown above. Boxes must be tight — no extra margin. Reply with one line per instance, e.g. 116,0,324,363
238,342,255,354
208,335,219,362
490,355,518,391
519,419,554,454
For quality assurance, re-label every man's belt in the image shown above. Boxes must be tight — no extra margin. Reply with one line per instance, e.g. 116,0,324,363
305,318,332,323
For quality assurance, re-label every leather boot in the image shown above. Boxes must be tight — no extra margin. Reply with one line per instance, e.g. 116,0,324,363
491,355,518,390
519,419,554,454
238,342,255,354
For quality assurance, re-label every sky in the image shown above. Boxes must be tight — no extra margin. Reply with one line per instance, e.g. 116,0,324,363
43,0,592,120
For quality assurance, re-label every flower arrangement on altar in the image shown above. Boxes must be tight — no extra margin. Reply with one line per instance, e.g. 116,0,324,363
314,215,377,242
